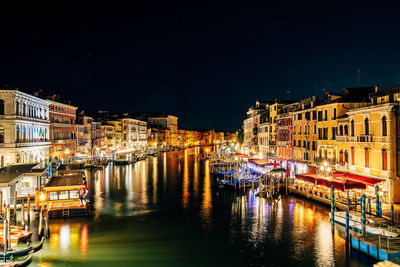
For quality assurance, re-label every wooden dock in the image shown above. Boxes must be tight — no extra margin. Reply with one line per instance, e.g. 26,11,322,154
351,233,400,261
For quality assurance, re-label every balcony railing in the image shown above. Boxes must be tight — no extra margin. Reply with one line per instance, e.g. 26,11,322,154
357,135,373,142
335,136,348,142
276,141,288,147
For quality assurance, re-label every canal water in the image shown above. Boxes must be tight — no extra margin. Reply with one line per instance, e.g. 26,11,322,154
31,147,375,266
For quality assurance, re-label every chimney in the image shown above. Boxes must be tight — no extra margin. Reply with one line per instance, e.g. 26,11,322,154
375,85,379,93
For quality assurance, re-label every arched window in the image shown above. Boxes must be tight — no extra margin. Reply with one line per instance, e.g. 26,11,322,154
0,99,4,115
382,116,387,136
339,125,343,136
16,125,20,142
344,150,349,163
351,120,355,136
365,118,369,135
15,101,19,115
324,149,328,159
22,103,26,116
339,150,344,162
0,127,4,143
344,125,349,135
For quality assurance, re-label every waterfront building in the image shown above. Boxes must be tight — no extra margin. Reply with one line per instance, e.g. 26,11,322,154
201,130,215,145
102,123,116,155
148,115,178,147
106,120,122,154
276,102,297,160
0,89,50,166
291,97,318,174
48,99,77,161
114,117,147,153
267,102,286,156
346,86,400,203
214,132,224,144
0,163,48,205
75,114,93,156
243,101,269,155
177,129,186,148
257,115,271,160
91,121,102,157
315,88,374,168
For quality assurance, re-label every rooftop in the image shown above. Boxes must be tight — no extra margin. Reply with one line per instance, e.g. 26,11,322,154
57,163,85,171
45,175,84,187
0,163,45,184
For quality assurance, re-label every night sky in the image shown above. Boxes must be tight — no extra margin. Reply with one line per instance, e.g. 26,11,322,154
1,2,400,131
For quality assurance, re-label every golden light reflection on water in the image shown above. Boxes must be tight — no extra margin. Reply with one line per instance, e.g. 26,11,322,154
193,155,199,199
200,161,212,227
80,224,89,258
152,156,158,205
39,149,360,267
182,149,189,209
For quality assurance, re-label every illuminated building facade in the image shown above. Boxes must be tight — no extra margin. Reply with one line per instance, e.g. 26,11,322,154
0,89,50,167
48,99,77,161
148,115,178,147
76,115,93,156
276,102,297,160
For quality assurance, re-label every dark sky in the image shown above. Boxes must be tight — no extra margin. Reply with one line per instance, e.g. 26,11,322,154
1,2,400,131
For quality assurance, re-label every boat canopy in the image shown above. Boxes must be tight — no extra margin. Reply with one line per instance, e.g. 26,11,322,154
295,173,366,191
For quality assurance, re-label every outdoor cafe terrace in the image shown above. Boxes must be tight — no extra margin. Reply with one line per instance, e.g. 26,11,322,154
295,171,383,203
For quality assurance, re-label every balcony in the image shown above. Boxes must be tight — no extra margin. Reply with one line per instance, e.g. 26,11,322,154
336,162,349,171
357,135,373,142
315,157,336,166
16,141,51,147
276,141,288,147
54,139,75,144
335,136,348,142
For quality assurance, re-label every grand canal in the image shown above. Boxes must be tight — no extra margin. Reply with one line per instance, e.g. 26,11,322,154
31,147,374,266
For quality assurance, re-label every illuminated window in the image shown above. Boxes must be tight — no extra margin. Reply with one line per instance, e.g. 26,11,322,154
69,190,80,199
364,118,369,135
382,116,387,136
59,191,68,200
49,192,58,200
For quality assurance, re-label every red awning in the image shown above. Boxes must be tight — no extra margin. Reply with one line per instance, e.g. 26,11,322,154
295,173,366,192
248,159,270,165
331,171,382,186
233,153,249,158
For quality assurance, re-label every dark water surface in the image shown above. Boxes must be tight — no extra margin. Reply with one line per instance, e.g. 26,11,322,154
31,147,375,266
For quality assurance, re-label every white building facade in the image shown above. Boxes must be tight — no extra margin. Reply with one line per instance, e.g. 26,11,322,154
0,90,50,167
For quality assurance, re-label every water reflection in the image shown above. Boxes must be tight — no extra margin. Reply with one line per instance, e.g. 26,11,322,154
33,148,371,267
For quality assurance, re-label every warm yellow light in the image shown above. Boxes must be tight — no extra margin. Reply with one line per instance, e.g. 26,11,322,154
327,167,331,172
320,166,324,171
39,192,46,202
206,148,209,153
324,161,328,167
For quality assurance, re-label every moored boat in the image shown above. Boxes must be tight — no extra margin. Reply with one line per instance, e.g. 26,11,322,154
330,211,400,237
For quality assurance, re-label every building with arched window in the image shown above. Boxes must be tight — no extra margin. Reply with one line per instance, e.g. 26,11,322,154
0,89,50,167
346,86,399,203
47,99,77,161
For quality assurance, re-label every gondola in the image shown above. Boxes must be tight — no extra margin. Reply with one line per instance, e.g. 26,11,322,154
0,254,33,267
0,236,44,259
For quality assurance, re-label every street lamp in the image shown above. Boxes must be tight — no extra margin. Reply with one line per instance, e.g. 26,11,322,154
39,192,46,209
